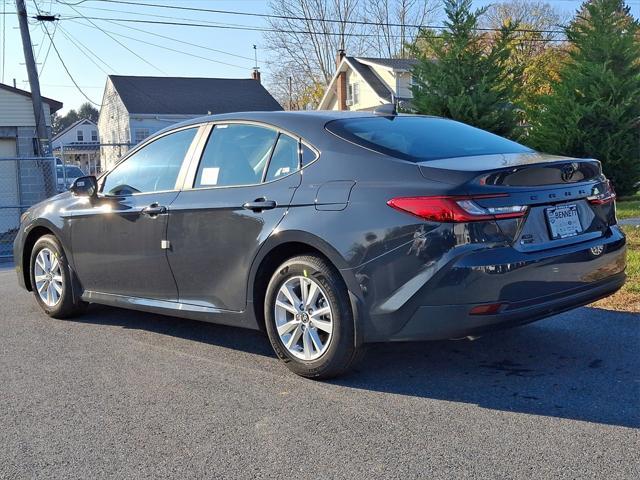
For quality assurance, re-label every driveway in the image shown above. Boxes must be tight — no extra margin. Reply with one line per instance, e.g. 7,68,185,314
0,266,638,479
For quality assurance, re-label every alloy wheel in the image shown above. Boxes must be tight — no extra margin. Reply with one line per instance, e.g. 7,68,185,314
274,275,333,361
34,248,63,307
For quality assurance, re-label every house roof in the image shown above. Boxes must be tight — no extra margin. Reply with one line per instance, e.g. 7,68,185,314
346,57,393,102
355,57,418,71
52,118,97,141
108,75,282,115
318,56,418,109
0,82,63,112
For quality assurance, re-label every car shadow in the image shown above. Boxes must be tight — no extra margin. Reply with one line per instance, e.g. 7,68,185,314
73,304,639,428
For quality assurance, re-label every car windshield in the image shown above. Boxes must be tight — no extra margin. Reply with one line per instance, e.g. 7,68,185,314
325,116,534,162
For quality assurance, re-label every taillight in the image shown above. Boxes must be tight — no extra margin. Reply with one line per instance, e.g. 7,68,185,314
587,180,616,205
387,195,528,223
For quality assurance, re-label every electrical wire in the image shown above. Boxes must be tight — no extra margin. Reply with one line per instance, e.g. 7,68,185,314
56,22,116,74
99,18,272,66
65,2,167,74
68,18,252,70
38,21,56,74
71,0,567,35
40,20,101,105
54,15,565,42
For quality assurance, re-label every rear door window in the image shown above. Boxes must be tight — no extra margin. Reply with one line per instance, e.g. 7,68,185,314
325,116,533,162
194,124,278,188
264,134,299,182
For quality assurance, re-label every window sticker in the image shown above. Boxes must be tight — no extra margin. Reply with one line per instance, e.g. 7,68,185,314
201,167,220,185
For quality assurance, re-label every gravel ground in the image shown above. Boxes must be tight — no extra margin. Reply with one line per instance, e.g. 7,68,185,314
0,266,638,479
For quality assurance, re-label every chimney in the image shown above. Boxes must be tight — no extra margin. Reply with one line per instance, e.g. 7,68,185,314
335,50,347,110
251,67,261,83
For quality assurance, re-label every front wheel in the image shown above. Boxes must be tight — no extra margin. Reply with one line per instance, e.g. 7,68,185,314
29,234,87,319
264,255,358,379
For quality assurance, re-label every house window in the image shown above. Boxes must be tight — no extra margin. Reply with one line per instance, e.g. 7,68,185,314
91,130,98,142
347,83,359,105
77,130,84,142
134,128,150,144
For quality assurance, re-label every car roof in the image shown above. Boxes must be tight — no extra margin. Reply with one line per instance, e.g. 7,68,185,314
152,110,427,148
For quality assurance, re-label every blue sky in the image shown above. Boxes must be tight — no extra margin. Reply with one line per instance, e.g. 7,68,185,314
1,0,638,113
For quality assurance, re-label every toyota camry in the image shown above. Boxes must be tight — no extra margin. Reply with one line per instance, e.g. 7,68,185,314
14,109,626,378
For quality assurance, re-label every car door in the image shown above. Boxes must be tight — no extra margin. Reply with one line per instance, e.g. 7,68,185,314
166,122,303,311
70,125,203,300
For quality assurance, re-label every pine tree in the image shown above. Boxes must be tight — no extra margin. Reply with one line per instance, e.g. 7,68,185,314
410,0,523,139
528,0,640,196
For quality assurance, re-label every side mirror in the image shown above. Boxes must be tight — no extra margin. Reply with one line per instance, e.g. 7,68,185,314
70,176,98,198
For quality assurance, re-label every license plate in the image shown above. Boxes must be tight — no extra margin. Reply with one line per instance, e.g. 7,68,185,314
545,204,583,239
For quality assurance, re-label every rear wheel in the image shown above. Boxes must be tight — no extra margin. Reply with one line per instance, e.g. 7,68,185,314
264,255,358,379
29,235,86,319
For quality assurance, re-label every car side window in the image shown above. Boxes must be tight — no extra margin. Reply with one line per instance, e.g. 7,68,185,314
264,134,299,182
194,124,278,188
102,128,197,196
301,143,317,166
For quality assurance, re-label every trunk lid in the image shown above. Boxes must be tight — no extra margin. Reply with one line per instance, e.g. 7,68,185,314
419,153,616,251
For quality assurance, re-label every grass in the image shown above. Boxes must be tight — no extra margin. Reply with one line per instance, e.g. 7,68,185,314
591,217,640,312
617,199,640,219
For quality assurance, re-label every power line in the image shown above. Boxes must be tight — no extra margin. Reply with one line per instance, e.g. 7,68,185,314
64,2,270,62
68,18,252,70
55,14,565,41
56,23,115,74
38,21,56,74
67,2,277,33
99,18,266,66
65,2,167,74
77,0,567,35
40,20,101,105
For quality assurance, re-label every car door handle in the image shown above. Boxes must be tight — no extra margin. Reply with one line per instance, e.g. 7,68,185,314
243,199,277,212
141,204,167,217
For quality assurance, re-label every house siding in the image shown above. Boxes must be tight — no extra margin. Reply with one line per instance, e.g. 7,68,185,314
0,88,52,127
98,78,131,171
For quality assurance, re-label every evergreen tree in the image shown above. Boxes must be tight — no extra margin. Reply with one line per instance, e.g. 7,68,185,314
410,0,523,138
528,0,640,196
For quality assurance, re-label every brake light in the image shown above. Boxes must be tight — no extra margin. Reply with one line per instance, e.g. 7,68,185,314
587,180,616,205
387,195,528,222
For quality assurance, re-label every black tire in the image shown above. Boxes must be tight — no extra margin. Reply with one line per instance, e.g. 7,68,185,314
29,234,87,319
264,254,358,379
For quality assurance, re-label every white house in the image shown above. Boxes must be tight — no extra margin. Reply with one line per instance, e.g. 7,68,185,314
51,118,100,175
98,72,283,170
318,52,417,111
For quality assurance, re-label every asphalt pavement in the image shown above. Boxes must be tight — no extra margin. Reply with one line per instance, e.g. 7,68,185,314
0,265,638,479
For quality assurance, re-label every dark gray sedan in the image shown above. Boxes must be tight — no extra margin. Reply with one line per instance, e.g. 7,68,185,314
14,110,626,378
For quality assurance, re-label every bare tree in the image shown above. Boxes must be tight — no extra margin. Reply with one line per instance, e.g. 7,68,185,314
363,0,439,58
264,0,438,108
482,0,567,57
264,0,367,86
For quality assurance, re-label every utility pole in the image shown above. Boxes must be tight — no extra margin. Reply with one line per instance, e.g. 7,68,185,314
15,0,48,156
288,76,293,111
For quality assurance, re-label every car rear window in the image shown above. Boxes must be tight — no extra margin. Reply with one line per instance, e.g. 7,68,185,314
325,116,533,162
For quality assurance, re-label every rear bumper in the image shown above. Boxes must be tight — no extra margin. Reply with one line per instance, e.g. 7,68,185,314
359,225,626,342
388,271,625,341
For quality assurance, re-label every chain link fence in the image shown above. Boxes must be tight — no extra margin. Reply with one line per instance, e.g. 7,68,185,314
0,157,57,259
